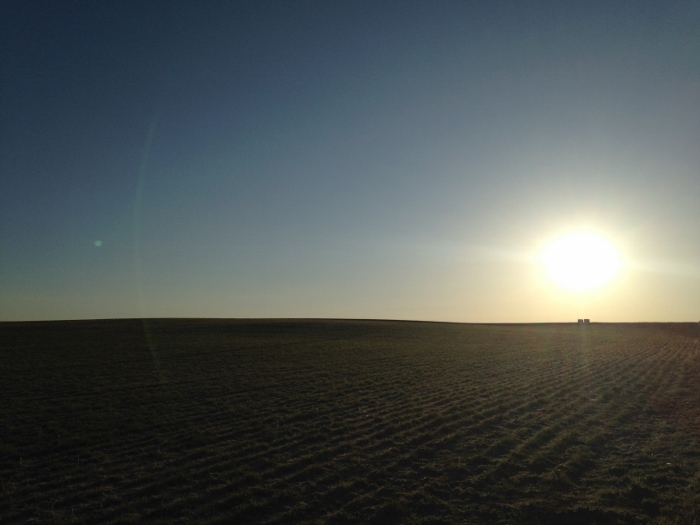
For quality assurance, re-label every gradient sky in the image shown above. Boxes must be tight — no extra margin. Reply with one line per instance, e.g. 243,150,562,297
2,1,699,322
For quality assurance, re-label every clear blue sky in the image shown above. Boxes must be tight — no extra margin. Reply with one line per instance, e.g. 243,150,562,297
2,1,699,322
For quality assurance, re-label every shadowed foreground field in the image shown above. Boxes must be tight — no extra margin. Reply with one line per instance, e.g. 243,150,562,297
2,319,700,524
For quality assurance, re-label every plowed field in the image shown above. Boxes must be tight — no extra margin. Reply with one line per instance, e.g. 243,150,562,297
2,319,700,524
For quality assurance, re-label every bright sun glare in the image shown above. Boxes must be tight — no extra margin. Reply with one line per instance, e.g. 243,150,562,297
542,232,620,291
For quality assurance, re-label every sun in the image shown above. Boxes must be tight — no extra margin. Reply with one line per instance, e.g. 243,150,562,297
541,232,620,291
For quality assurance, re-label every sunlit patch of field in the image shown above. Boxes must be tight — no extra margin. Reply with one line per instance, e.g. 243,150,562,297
2,319,700,524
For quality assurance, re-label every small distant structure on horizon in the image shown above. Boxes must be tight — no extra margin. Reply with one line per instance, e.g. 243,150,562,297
578,319,590,324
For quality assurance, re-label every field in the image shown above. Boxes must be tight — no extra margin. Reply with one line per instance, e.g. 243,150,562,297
2,319,700,524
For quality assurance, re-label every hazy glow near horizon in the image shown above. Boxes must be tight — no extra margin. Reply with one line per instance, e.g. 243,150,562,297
542,232,620,291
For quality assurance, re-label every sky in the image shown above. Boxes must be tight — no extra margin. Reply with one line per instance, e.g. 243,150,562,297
2,1,700,323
